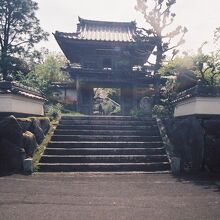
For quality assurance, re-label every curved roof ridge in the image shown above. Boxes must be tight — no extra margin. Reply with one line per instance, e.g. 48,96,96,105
78,16,136,27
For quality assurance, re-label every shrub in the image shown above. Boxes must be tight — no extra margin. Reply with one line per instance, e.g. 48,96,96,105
152,105,170,117
111,106,121,115
45,103,62,119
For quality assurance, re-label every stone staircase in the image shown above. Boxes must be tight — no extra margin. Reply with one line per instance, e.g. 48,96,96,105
38,116,170,173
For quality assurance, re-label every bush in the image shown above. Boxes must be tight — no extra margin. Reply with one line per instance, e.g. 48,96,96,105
102,101,113,115
45,103,62,119
111,106,121,115
107,89,120,104
152,105,170,117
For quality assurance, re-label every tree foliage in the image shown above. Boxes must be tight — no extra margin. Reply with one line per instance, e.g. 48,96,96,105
159,44,220,114
135,0,187,73
0,0,49,79
107,89,120,104
15,53,71,99
195,51,220,85
161,50,220,86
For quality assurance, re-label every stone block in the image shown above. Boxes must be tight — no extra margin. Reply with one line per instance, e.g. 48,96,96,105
30,119,44,144
39,118,50,135
0,115,23,146
23,158,33,173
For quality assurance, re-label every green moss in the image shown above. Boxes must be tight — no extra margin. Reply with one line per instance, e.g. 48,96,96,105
33,119,58,171
17,116,49,122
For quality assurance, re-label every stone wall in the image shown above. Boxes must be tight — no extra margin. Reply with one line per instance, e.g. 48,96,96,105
163,116,220,172
0,116,50,174
203,120,220,171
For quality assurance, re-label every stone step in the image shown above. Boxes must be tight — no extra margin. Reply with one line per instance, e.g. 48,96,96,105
40,155,169,163
61,116,154,121
38,115,170,173
38,162,170,172
54,129,160,136
56,124,157,130
44,147,166,155
59,119,156,126
51,135,162,142
47,141,163,148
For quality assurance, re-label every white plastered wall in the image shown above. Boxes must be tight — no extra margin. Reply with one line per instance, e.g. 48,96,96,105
0,94,44,116
174,97,220,117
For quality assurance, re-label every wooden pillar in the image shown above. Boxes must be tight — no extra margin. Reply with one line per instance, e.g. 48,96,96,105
76,80,93,115
120,87,134,115
132,84,138,109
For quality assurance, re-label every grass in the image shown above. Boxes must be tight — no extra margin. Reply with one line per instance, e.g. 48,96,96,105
18,111,82,172
32,119,58,171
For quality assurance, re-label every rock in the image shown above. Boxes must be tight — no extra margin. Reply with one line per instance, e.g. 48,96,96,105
0,116,25,172
0,139,24,172
17,117,50,135
0,116,26,172
18,120,32,133
23,131,38,157
29,119,44,144
0,115,23,146
39,118,50,135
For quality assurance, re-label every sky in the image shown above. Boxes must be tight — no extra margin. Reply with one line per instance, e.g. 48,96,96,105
36,0,220,55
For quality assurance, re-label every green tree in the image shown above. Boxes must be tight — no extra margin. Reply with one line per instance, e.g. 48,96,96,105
15,53,71,99
161,51,220,86
194,51,220,85
0,0,48,80
107,89,120,104
160,55,194,75
135,0,187,73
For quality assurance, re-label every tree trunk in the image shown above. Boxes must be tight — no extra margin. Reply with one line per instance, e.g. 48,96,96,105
1,55,9,80
1,47,9,80
153,40,163,104
154,42,163,74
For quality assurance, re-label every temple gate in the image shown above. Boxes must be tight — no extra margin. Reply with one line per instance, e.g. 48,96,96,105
54,17,159,115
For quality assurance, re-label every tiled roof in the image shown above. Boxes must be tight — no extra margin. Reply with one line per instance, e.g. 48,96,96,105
51,81,76,89
0,81,46,101
55,17,136,42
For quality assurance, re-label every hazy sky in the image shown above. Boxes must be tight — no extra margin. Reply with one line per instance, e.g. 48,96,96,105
36,0,220,54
